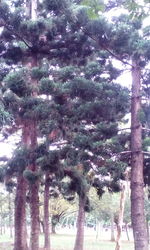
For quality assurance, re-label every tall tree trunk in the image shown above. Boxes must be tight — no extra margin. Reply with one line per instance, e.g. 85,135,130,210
25,0,37,19
73,195,86,250
0,204,3,235
29,119,40,250
44,173,51,250
51,223,56,234
8,193,13,238
115,183,126,250
14,121,31,250
30,180,40,250
131,60,148,250
146,220,149,244
125,223,130,241
14,175,28,250
110,211,115,241
96,220,101,240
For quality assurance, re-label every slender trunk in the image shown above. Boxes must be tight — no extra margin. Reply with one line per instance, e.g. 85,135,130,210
125,223,130,241
96,220,101,240
29,119,40,250
3,223,5,234
25,0,37,19
40,220,45,234
44,173,51,250
115,183,126,250
14,2,39,250
8,193,13,238
51,225,56,234
14,121,31,250
0,205,3,235
51,220,56,234
14,175,28,250
111,211,115,241
30,180,40,250
73,195,86,250
131,60,148,250
146,220,149,244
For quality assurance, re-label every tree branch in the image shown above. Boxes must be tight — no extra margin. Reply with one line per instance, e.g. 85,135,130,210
118,150,150,155
102,46,133,67
85,32,133,67
2,21,31,49
118,127,150,132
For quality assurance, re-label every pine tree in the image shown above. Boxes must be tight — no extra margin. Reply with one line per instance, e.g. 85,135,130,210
0,1,141,250
0,0,104,249
80,4,150,249
36,51,129,250
0,0,95,249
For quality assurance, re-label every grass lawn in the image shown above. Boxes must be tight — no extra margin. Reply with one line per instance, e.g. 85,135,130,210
0,233,134,250
49,234,134,250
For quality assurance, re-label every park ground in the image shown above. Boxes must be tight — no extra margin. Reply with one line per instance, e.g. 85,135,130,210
0,227,134,250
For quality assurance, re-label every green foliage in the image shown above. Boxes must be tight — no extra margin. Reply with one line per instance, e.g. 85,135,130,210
7,147,30,175
10,7,25,29
0,167,5,182
39,78,55,95
73,134,92,149
20,97,51,120
96,122,118,139
66,171,89,198
0,1,10,21
85,17,111,40
31,67,49,80
20,20,47,41
23,169,40,184
143,138,150,150
3,46,23,64
57,66,76,81
138,109,146,123
37,150,59,172
4,69,30,97
65,77,99,100
0,0,133,216
124,0,149,19
44,0,68,13
0,103,12,128
80,0,105,19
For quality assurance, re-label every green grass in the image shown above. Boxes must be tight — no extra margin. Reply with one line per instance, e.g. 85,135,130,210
0,233,134,250
49,234,134,250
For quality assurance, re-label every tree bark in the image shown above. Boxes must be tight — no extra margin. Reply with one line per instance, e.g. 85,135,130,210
125,223,130,241
29,119,40,250
51,223,56,234
44,173,51,250
14,175,28,250
8,193,13,238
73,195,86,250
110,211,115,241
146,220,149,244
14,121,30,250
131,60,148,250
115,183,126,250
25,0,37,19
30,180,40,250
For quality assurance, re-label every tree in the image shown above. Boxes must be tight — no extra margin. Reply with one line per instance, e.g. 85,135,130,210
115,183,127,250
1,2,148,250
78,3,150,248
43,55,129,250
0,1,103,249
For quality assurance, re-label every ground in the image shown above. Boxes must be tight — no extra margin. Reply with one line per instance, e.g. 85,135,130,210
0,227,134,250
